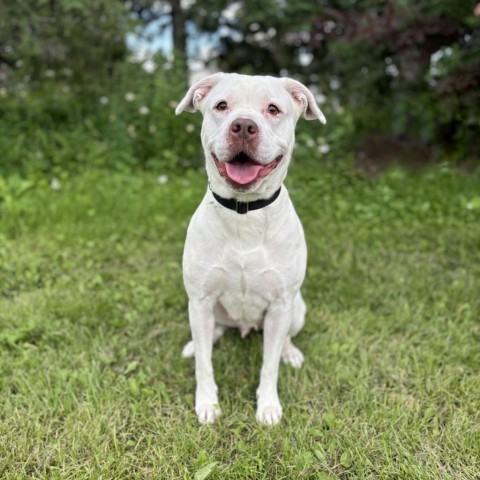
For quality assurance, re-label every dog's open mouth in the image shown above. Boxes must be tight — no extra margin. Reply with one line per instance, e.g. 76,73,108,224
213,151,282,186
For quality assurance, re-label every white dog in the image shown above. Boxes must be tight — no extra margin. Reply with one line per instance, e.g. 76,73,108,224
175,73,326,425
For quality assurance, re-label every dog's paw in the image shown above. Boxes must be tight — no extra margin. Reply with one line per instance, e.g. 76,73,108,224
256,403,283,425
281,342,304,369
196,403,221,424
181,340,195,358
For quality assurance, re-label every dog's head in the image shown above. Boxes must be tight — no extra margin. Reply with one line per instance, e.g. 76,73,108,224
176,73,326,199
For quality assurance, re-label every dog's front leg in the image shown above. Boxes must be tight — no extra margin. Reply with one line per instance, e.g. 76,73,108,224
256,300,292,425
188,298,221,423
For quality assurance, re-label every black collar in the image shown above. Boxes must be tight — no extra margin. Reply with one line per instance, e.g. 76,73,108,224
211,187,282,214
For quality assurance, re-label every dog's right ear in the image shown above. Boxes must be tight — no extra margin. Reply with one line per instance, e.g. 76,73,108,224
282,78,327,124
175,73,225,115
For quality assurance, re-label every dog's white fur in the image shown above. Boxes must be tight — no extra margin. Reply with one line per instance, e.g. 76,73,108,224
176,73,325,425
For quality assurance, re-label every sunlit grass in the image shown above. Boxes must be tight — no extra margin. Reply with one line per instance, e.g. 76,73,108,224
1,160,479,479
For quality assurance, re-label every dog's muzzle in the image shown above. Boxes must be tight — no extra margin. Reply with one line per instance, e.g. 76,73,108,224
213,152,282,187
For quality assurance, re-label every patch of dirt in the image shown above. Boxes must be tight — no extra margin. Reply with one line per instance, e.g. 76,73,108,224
355,134,437,176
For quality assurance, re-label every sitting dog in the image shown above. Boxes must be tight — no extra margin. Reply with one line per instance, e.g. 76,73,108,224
175,73,326,425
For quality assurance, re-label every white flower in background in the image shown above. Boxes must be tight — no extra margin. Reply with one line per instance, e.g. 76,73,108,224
139,105,150,115
185,124,195,133
148,125,157,133
157,174,169,185
299,52,313,67
331,98,344,115
62,86,71,93
306,138,315,148
315,93,326,105
318,144,330,154
125,92,136,102
385,63,399,77
168,100,178,109
50,178,61,191
465,197,480,210
143,59,157,73
99,96,109,105
45,69,55,78
127,124,136,137
222,2,242,21
0,88,6,97
62,68,73,77
329,77,341,91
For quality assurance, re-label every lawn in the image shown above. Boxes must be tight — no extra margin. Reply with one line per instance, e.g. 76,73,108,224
0,158,479,479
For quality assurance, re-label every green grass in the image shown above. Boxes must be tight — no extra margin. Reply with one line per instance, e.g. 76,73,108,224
1,159,479,479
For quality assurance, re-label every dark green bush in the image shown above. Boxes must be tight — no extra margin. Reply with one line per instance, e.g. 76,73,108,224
0,63,203,176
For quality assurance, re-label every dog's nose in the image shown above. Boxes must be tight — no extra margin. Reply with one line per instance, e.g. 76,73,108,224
230,118,258,140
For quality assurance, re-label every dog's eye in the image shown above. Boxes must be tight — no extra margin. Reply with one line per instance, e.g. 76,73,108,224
215,101,228,111
267,104,280,115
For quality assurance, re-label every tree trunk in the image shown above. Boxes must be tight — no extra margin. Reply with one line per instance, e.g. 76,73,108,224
170,0,188,84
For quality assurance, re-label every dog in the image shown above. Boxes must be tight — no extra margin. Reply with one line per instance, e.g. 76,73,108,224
175,73,326,425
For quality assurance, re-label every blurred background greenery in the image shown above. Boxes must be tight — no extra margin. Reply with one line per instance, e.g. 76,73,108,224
0,0,479,177
1,5,480,476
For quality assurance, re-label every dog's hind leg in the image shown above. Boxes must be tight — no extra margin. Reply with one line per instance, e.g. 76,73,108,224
182,325,225,358
281,292,306,369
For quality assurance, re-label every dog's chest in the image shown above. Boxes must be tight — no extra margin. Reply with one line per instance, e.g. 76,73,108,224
206,246,284,324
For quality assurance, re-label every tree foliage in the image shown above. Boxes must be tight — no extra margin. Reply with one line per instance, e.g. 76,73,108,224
0,0,479,168
0,1,196,176
0,0,130,90
189,0,479,155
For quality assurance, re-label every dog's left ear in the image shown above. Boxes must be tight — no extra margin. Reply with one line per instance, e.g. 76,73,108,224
175,73,225,115
283,78,327,124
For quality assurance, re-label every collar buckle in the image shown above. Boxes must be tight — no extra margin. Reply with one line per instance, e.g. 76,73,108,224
235,200,249,214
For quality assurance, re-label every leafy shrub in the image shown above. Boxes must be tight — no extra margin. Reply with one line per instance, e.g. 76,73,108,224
0,63,203,176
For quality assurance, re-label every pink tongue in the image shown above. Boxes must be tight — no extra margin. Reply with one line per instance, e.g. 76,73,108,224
225,162,263,185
